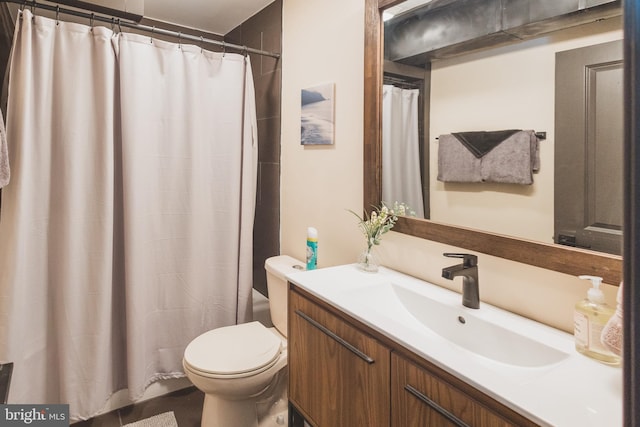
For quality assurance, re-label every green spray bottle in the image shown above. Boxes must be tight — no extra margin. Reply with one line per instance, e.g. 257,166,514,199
306,227,318,270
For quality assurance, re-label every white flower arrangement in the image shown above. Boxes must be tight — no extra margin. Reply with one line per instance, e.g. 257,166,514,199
349,202,414,272
349,202,414,248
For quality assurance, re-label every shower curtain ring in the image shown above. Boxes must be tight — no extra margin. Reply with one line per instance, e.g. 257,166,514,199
178,32,182,49
222,41,226,57
200,36,204,53
90,13,94,29
116,18,122,33
150,26,155,43
18,0,25,20
55,5,59,25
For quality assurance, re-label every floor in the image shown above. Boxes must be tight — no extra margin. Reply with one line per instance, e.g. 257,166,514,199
72,387,204,427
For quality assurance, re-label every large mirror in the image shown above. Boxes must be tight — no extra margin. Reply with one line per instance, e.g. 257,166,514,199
364,0,623,284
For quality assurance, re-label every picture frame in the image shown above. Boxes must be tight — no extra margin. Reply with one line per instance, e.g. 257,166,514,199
301,82,335,145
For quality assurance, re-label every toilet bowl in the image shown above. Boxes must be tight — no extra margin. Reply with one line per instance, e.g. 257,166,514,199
183,255,305,427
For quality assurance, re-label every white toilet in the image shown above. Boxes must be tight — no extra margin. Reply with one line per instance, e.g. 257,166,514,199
183,255,304,427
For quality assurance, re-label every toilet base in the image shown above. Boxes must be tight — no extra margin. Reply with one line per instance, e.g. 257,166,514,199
202,394,257,427
256,369,288,427
200,368,288,427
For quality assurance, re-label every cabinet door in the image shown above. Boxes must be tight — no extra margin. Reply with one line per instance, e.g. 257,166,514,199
289,289,391,427
391,353,538,427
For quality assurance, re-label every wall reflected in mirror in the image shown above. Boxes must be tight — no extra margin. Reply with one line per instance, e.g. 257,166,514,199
381,0,623,255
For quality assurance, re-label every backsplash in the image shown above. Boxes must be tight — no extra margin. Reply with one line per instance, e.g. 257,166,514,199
376,231,618,334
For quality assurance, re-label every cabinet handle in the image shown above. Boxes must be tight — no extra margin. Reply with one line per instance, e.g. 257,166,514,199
295,309,375,364
404,384,471,427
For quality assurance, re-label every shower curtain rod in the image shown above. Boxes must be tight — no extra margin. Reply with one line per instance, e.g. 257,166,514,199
1,0,281,58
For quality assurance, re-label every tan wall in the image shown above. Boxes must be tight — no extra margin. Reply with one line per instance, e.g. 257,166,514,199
281,0,619,334
430,19,623,243
281,0,365,267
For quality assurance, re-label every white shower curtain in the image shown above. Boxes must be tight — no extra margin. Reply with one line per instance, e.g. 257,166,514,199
382,84,425,218
116,33,257,399
0,10,257,419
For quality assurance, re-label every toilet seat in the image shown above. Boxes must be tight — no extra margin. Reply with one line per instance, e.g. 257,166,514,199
184,321,282,379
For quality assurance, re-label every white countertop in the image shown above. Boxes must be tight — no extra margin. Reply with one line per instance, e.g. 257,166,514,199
286,264,623,427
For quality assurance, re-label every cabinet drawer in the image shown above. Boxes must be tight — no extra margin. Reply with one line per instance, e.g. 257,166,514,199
289,288,390,427
391,353,538,427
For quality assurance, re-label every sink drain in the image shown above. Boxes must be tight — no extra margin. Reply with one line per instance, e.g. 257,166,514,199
457,316,466,324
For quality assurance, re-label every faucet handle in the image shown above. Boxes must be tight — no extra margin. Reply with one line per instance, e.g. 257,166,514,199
443,253,477,267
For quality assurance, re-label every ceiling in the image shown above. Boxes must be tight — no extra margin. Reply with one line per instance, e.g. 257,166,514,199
143,0,275,35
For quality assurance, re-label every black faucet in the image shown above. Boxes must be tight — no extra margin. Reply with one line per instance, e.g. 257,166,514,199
442,253,480,309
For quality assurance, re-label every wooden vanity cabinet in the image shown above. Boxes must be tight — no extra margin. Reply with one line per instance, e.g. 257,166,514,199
391,353,538,427
288,284,539,427
288,286,391,427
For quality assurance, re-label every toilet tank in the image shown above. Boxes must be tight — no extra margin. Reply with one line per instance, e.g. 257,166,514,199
264,255,305,337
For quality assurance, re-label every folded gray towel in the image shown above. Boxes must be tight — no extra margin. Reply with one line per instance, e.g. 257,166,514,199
438,130,539,185
480,130,538,184
0,109,8,188
437,133,483,183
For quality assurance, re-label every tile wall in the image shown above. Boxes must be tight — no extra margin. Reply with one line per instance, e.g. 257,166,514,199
227,1,283,296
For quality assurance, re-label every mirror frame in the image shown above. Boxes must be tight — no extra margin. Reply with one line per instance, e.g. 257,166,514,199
364,0,622,285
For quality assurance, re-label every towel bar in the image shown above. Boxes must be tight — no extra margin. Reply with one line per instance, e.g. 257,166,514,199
435,131,547,141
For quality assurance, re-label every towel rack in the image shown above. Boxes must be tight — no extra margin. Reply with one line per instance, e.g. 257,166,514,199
435,131,547,140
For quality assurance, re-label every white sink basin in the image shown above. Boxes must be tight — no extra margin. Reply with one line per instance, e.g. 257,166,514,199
286,264,622,427
348,280,570,368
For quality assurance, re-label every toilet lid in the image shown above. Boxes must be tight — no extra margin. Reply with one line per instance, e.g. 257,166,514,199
184,321,282,376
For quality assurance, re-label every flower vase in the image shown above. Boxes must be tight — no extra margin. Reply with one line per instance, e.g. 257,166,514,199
357,244,379,273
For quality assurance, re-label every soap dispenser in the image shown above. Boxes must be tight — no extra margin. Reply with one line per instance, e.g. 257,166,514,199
574,275,620,365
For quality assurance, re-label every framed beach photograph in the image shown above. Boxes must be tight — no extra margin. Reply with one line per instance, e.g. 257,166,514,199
301,83,335,145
